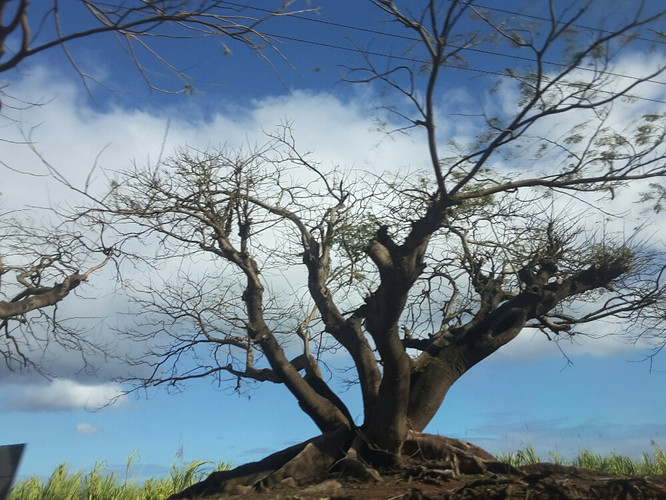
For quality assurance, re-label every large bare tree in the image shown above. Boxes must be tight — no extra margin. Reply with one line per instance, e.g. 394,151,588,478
79,0,666,494
0,0,304,368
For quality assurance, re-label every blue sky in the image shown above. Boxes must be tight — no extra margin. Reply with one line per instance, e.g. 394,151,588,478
1,0,666,482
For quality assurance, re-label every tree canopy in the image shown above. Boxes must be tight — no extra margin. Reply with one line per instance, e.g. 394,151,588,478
78,0,666,466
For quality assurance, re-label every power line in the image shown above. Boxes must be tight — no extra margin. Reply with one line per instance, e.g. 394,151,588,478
454,0,666,47
234,0,666,48
230,2,666,89
230,2,666,104
265,32,666,106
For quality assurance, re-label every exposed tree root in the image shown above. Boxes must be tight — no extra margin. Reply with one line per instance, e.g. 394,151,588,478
441,463,666,499
167,428,510,499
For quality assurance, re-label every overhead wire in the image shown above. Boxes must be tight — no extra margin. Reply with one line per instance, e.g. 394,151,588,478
263,33,666,105
450,0,666,48
228,1,666,105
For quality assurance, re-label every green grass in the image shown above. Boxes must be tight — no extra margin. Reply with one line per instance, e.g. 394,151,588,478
8,453,231,500
497,445,666,476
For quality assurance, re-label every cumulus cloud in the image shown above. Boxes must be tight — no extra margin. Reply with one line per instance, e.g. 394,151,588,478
493,323,655,363
1,379,127,412
76,423,101,435
1,58,664,386
0,68,427,212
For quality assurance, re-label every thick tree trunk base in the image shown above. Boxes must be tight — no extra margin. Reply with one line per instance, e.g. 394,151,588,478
167,427,512,499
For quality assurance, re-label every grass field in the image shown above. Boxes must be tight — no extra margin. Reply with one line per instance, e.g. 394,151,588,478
497,446,666,476
8,447,666,499
8,453,230,500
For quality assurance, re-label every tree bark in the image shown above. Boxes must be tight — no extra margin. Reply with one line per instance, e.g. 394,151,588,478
302,242,381,425
362,323,412,453
407,313,525,432
362,270,418,451
0,257,110,320
0,278,82,319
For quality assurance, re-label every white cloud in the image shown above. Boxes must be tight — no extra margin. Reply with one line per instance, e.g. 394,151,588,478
0,69,428,212
1,59,663,386
492,315,658,363
76,423,101,435
2,379,127,412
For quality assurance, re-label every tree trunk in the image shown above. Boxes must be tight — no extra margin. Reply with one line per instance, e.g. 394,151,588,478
408,347,470,432
362,292,413,452
408,308,527,431
361,328,411,454
167,427,506,499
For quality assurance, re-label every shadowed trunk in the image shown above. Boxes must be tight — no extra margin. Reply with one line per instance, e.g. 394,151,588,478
407,330,523,432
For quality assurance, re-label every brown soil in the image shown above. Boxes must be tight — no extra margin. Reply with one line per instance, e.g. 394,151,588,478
189,463,666,499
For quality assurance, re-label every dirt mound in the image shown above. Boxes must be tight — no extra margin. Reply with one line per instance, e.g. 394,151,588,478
167,430,666,499
198,463,666,499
